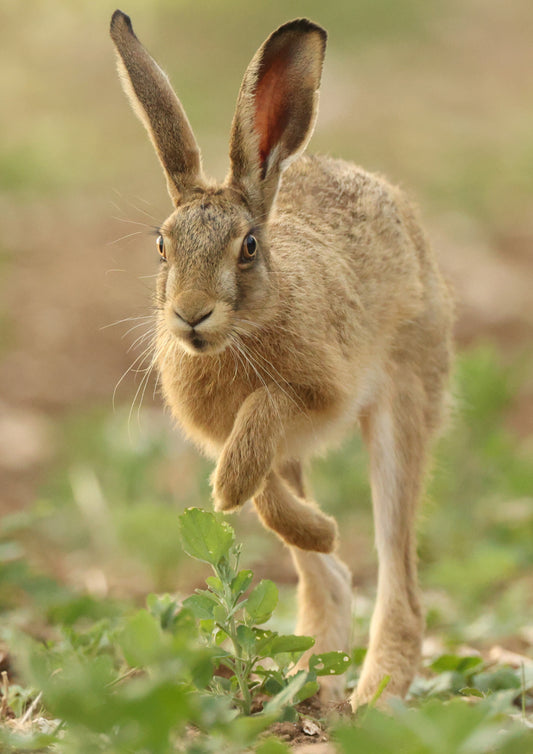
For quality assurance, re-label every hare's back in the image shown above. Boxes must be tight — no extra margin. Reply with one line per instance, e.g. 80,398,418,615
273,154,429,329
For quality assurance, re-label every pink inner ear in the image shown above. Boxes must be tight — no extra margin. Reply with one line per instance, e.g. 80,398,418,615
254,52,292,171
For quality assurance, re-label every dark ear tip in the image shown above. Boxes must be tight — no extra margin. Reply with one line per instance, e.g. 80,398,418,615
276,18,327,45
110,9,133,36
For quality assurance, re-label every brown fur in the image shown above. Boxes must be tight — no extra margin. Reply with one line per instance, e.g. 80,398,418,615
110,11,454,708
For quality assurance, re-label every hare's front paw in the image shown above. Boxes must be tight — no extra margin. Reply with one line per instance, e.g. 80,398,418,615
212,446,269,513
212,465,252,512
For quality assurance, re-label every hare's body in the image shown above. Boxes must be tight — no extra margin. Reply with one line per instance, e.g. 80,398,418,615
160,154,450,460
111,12,453,709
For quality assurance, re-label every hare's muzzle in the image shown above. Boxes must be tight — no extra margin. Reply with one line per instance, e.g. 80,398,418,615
173,289,215,327
164,290,232,355
173,306,214,329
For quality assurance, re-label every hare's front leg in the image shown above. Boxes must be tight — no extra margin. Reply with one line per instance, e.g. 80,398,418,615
352,368,430,710
213,386,338,550
212,385,291,513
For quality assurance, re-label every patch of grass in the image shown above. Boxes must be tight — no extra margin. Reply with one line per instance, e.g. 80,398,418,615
1,509,532,753
1,510,351,753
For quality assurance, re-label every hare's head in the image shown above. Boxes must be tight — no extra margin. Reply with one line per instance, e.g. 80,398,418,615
110,11,326,355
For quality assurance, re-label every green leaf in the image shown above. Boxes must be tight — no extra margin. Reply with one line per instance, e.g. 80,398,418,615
213,604,228,624
293,678,320,704
245,579,278,624
179,507,234,566
182,592,219,620
171,607,199,639
146,592,179,630
206,575,224,595
473,667,521,694
430,653,484,675
262,671,310,714
309,651,351,676
119,610,163,667
189,648,217,689
253,629,276,654
268,634,315,657
231,569,254,599
255,737,292,754
224,713,278,745
459,686,485,698
261,675,285,696
237,624,257,657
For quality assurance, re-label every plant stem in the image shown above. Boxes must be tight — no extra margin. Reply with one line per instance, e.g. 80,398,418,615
215,561,253,715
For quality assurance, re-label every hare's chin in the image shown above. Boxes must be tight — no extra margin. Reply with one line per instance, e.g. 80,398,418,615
175,332,231,357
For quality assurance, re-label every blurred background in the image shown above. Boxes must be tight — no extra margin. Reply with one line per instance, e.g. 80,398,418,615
0,0,532,652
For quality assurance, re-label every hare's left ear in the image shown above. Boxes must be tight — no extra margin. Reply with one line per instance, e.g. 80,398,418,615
228,19,327,216
110,10,203,205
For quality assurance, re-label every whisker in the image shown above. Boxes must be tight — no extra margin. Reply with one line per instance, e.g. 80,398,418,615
128,333,170,436
113,339,157,411
111,214,159,232
107,230,144,246
100,314,154,331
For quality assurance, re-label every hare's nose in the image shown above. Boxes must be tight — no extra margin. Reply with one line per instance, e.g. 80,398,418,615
174,307,213,328
173,290,215,328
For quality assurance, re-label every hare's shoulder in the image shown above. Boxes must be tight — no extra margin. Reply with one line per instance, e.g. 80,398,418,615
278,154,398,218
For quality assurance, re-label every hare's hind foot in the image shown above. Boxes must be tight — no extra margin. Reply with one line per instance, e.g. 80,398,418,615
350,610,423,710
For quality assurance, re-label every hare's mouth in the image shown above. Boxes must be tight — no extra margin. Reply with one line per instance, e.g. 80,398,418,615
190,334,207,351
162,301,233,355
174,327,232,357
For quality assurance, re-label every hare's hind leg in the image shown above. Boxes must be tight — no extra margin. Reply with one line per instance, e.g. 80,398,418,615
291,548,352,700
352,366,431,709
278,461,353,701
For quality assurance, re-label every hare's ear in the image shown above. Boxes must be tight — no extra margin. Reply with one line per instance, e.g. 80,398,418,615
228,19,326,215
110,10,203,205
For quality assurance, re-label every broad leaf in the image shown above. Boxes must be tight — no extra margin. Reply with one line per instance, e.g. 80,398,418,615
245,580,278,624
182,592,219,620
430,653,484,675
262,671,310,714
268,634,315,657
231,569,254,599
179,507,234,566
309,651,351,676
236,624,256,657
119,610,163,667
293,678,320,704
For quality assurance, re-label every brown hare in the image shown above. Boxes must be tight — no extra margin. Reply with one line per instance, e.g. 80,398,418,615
110,10,453,709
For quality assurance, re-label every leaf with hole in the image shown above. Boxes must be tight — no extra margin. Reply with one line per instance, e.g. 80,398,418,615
309,650,351,676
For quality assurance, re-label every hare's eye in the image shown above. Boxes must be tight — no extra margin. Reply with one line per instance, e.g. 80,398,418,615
240,234,257,263
156,235,166,260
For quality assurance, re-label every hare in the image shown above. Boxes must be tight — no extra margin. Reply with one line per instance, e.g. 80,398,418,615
110,10,453,709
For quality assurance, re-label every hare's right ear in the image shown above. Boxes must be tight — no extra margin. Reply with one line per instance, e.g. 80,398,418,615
110,10,203,205
228,19,327,216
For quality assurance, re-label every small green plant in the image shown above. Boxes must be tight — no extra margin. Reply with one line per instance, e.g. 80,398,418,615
175,507,350,717
0,508,350,753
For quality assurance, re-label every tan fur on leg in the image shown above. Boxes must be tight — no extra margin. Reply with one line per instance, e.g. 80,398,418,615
352,368,429,709
278,461,352,700
292,549,352,700
254,472,338,552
